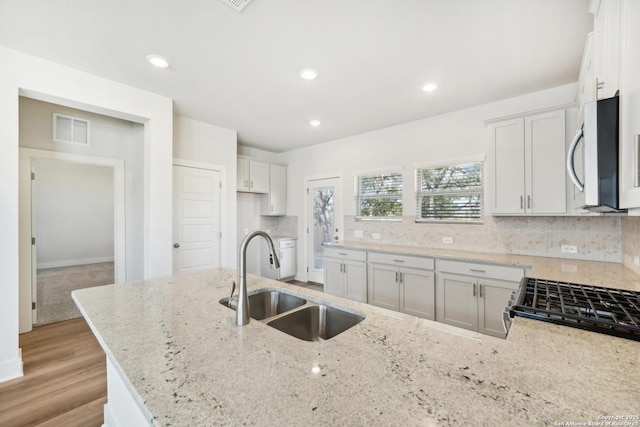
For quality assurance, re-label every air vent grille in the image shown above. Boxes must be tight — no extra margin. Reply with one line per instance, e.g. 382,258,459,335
219,0,252,12
53,113,90,145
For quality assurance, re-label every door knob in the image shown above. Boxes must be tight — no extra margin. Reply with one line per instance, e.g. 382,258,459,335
173,243,180,248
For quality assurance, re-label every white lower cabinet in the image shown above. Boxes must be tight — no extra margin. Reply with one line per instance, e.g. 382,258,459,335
435,260,523,338
323,248,367,302
367,252,435,320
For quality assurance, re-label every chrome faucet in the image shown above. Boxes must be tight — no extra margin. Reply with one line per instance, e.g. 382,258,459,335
231,230,280,326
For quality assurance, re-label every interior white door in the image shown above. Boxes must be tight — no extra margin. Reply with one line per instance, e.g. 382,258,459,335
306,177,343,283
172,165,222,273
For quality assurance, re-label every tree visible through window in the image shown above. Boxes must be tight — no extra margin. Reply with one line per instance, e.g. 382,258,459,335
355,170,403,219
415,161,483,222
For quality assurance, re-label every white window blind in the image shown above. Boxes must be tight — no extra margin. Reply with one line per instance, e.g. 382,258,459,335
415,161,483,222
355,170,403,220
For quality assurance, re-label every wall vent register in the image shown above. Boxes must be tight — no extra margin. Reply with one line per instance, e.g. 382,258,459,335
506,277,640,341
53,113,90,145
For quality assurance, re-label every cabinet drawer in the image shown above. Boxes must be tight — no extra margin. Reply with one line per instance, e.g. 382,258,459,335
323,247,367,262
436,259,524,282
368,252,434,270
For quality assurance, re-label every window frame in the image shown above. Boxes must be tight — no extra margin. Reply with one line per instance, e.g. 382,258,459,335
353,167,404,221
414,157,484,224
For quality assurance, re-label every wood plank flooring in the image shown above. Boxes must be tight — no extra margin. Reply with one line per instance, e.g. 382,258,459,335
0,318,107,427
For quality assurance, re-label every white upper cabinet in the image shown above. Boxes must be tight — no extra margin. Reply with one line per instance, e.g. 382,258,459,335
489,109,567,215
261,164,286,216
237,158,269,193
591,0,621,100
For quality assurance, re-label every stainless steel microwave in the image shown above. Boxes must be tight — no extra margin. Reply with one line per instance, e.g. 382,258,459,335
567,95,625,213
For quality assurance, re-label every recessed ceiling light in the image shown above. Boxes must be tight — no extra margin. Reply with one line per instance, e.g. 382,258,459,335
422,83,438,92
299,69,318,80
310,120,321,127
146,55,169,69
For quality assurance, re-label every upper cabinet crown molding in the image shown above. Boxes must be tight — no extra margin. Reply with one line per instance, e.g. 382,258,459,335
483,103,575,126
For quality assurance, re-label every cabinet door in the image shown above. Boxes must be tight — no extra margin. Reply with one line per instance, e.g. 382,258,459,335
248,160,269,193
490,118,525,214
525,110,566,214
237,158,250,191
478,278,518,338
400,268,435,320
324,258,344,297
278,246,296,279
435,273,478,331
367,263,399,310
344,260,367,303
262,164,286,215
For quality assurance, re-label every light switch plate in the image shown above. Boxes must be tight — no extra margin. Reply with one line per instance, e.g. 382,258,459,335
372,233,380,240
561,245,578,254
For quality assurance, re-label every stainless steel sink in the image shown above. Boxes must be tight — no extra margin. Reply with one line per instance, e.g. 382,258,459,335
220,290,306,320
266,305,365,341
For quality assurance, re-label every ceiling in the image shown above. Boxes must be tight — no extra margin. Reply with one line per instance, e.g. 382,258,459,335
0,0,592,152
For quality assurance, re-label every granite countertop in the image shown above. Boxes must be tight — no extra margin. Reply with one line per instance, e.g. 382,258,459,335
73,268,640,426
327,241,640,291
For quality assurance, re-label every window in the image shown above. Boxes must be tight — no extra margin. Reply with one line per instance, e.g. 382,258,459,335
415,160,483,222
355,169,403,220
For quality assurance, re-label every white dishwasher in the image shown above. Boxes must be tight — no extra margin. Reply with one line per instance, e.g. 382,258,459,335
260,237,296,281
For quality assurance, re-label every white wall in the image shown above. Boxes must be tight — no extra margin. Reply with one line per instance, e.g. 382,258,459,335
20,97,144,278
283,83,579,279
35,160,114,268
0,45,173,383
173,115,238,268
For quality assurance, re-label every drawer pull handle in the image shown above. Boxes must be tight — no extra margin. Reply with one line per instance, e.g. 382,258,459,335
338,252,348,256
469,269,486,273
473,283,477,297
392,259,405,263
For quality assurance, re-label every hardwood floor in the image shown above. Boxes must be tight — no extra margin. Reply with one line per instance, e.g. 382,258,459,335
0,318,107,427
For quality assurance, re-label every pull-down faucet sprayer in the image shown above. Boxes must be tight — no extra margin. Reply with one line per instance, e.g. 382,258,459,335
231,230,280,326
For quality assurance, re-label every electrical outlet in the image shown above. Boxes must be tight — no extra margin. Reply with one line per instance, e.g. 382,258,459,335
442,237,453,244
561,245,578,254
243,228,249,235
354,230,364,238
372,233,380,240
634,256,640,267
561,264,578,273
265,228,272,234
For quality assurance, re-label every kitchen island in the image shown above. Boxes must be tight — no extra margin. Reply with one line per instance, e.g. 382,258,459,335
73,268,639,426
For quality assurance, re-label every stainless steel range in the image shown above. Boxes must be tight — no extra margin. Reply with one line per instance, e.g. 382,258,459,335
504,277,640,341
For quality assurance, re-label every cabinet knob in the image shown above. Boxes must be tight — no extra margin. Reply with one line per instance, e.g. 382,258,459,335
173,243,180,248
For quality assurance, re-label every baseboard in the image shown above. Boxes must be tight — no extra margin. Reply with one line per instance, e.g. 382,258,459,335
37,256,114,270
0,351,23,383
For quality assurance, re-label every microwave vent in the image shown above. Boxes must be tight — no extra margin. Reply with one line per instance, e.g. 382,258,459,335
219,0,253,12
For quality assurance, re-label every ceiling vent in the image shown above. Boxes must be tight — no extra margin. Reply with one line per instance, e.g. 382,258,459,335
219,0,253,12
53,113,90,145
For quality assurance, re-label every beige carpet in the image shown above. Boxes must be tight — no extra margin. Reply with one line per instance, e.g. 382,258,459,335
36,262,114,326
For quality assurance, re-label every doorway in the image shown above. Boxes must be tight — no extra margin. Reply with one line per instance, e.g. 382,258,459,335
305,176,343,283
19,148,126,331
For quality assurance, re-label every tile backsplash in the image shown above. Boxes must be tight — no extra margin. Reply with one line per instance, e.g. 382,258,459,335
260,215,298,238
622,216,640,274
345,215,622,263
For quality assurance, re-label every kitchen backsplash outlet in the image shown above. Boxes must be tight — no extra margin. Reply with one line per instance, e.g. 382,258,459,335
344,215,622,263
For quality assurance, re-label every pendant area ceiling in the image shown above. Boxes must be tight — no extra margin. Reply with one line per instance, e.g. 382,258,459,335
0,0,592,152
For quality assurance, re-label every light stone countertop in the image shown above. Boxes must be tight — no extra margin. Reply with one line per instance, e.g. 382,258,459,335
73,268,640,427
328,241,640,291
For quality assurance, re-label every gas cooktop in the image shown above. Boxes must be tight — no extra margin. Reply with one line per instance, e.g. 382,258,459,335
506,277,640,341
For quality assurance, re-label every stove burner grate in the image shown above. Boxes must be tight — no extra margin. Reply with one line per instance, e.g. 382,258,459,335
509,277,640,341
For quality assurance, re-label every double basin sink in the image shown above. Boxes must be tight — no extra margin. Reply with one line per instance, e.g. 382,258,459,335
220,289,365,341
